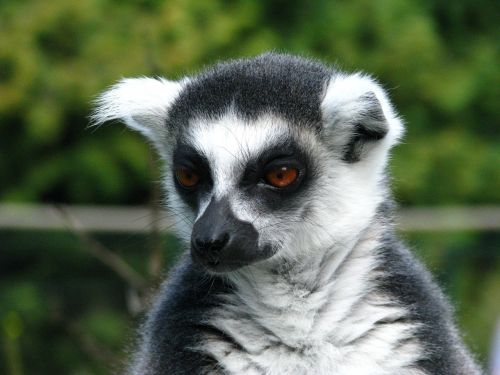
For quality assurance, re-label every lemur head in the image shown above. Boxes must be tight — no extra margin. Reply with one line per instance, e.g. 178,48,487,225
93,53,403,273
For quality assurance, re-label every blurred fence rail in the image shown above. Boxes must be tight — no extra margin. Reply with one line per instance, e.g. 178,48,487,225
0,203,499,232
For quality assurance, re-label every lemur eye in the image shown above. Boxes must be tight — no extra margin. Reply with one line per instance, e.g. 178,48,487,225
264,166,298,188
175,167,200,188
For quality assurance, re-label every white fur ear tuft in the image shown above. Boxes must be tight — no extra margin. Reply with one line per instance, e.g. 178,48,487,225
321,73,404,162
91,77,183,142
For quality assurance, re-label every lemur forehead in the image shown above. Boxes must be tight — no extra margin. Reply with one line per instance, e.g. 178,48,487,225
185,112,293,170
166,53,332,130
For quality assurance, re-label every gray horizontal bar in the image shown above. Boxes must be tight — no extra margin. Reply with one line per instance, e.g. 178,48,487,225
397,206,500,231
0,203,499,232
0,204,174,233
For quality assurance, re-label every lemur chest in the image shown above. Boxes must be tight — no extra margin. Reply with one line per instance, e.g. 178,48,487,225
199,292,425,375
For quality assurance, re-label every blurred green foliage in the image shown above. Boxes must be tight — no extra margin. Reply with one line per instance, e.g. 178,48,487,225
0,0,498,205
0,229,182,375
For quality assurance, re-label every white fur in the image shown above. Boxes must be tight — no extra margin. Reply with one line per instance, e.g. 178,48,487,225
91,77,184,152
162,111,290,244
202,223,425,375
188,112,288,211
321,73,404,177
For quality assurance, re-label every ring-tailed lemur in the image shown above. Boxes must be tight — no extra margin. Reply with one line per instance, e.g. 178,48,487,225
93,53,482,375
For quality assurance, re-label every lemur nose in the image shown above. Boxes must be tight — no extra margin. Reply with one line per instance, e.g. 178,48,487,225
193,233,230,254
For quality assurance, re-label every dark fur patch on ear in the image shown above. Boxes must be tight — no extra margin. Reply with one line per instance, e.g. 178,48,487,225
342,93,388,163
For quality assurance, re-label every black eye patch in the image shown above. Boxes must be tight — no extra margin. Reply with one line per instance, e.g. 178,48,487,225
173,144,209,170
172,144,213,209
241,142,305,183
240,141,314,209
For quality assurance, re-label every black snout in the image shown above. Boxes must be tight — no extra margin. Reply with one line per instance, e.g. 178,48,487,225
192,232,230,266
190,197,274,272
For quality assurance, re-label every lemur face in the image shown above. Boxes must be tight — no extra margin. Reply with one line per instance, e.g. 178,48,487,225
167,114,320,272
93,53,403,273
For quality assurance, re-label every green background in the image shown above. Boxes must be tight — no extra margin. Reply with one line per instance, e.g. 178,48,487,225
0,0,498,374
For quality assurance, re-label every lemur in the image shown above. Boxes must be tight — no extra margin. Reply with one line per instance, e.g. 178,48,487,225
93,53,482,375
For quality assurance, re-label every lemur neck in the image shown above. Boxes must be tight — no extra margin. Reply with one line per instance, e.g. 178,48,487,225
224,221,385,346
234,219,383,290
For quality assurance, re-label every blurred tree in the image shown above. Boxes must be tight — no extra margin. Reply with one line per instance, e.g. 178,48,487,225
0,0,498,205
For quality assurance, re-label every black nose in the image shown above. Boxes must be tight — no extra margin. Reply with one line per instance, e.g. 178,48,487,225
192,233,230,256
190,197,266,272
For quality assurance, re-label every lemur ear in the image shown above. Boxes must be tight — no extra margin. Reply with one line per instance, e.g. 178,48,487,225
91,77,183,148
320,73,404,162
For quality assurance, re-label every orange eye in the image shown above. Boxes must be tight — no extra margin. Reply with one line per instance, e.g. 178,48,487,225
264,166,298,188
175,167,200,188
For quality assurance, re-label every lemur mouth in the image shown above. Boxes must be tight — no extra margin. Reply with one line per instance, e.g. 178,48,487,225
198,257,247,273
207,259,220,267
191,242,277,274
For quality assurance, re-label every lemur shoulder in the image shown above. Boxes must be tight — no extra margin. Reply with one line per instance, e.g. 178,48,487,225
93,53,482,375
